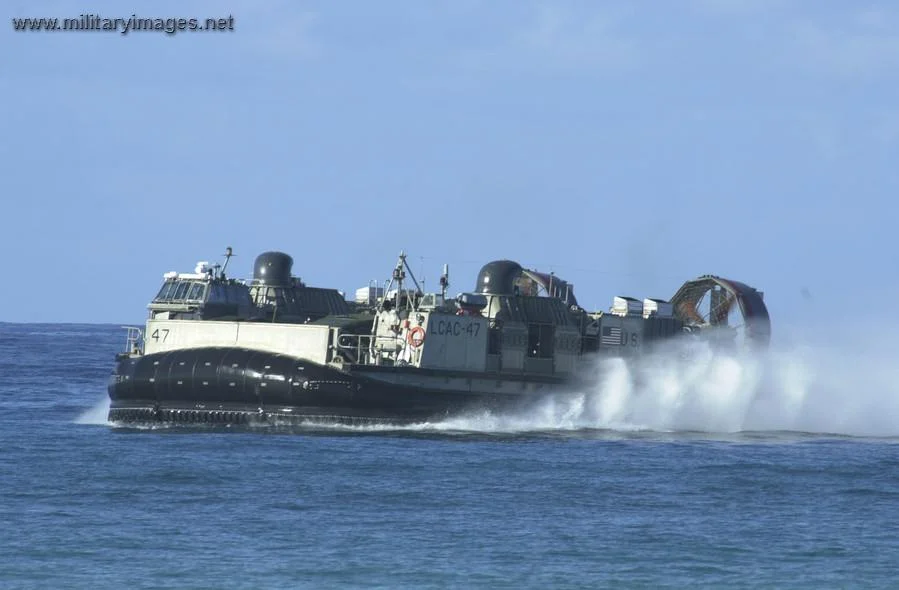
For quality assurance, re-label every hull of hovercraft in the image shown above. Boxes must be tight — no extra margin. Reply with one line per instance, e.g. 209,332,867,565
107,346,572,425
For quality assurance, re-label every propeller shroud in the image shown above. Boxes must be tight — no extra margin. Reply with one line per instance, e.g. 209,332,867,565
669,275,771,351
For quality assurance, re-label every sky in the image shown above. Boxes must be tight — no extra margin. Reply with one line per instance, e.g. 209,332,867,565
2,0,896,338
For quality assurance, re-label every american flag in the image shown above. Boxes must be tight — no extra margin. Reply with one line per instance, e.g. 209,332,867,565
601,326,622,346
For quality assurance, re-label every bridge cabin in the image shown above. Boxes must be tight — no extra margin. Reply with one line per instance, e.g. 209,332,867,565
146,251,350,324
147,263,255,322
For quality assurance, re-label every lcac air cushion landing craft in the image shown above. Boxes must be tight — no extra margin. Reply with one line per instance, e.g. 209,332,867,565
107,248,770,425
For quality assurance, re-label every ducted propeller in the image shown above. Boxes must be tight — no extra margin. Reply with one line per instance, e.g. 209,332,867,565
670,275,771,351
710,291,737,326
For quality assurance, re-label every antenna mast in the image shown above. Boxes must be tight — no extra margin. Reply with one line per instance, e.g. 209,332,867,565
439,264,449,299
378,251,425,313
220,246,234,279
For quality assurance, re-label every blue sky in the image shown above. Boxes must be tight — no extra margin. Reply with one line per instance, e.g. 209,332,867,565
2,0,896,335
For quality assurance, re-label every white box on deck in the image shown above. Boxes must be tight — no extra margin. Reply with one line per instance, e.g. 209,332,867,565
643,298,673,318
355,286,384,304
611,296,642,317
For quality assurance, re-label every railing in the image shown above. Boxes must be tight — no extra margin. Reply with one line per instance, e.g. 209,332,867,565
122,326,144,355
335,332,408,366
335,333,374,365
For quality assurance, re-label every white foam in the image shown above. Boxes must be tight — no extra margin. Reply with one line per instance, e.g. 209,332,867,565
417,327,899,438
75,396,111,425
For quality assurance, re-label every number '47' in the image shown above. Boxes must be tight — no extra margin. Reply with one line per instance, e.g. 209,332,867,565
151,328,170,342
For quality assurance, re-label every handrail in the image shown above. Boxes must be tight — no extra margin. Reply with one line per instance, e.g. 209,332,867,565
336,332,407,366
336,333,374,365
122,326,144,355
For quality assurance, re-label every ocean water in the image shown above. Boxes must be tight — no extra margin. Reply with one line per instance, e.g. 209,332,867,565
2,322,899,589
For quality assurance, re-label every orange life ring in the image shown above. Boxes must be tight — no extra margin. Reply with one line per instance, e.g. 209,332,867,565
407,326,426,348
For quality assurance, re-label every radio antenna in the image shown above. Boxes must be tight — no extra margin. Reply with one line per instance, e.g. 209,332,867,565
220,246,234,279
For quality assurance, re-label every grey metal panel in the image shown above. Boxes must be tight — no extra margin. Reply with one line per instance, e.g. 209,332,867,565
523,358,553,374
418,313,489,372
495,295,573,326
500,322,527,372
292,287,352,317
251,285,351,321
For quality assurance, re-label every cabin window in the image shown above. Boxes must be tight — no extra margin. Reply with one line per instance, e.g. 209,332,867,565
527,324,555,359
154,281,177,302
171,281,190,301
187,283,206,302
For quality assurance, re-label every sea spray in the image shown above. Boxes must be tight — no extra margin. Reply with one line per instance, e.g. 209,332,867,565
75,395,110,425
425,329,899,437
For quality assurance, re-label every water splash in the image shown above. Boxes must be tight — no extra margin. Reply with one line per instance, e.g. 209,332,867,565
75,396,111,425
425,332,899,438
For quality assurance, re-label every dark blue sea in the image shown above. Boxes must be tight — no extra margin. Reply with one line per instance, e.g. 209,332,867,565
2,323,899,589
